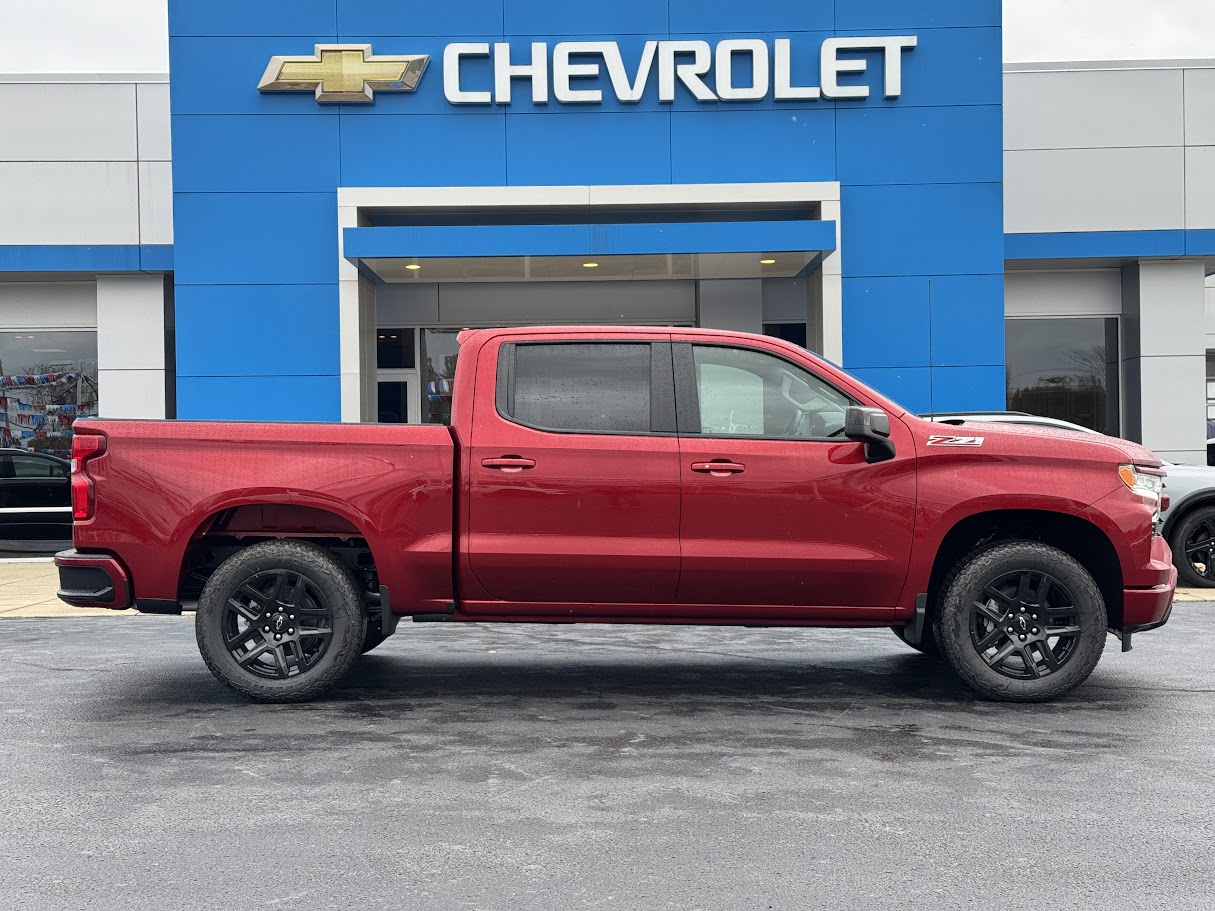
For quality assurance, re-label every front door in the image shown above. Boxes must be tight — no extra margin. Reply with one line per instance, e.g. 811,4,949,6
464,335,681,612
673,339,917,612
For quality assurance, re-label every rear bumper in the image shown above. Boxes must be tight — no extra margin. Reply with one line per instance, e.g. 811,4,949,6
54,550,132,610
1120,535,1177,630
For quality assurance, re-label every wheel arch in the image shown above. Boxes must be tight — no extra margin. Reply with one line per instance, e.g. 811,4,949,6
176,500,382,604
927,509,1124,628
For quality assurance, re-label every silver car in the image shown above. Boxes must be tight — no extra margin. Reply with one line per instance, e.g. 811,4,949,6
925,411,1215,588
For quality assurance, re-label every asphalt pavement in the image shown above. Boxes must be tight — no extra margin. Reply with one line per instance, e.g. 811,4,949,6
1,608,1213,911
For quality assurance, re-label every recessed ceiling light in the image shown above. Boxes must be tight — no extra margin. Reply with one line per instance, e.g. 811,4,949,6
405,264,422,271
583,262,600,269
760,259,777,265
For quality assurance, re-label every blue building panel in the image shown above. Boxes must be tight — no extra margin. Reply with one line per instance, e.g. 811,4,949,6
170,0,337,37
840,183,1004,278
168,0,1007,420
669,0,834,34
506,1,671,37
927,274,1006,369
930,365,1008,413
340,113,508,187
836,105,1002,185
338,0,504,38
505,112,673,185
177,375,343,422
172,115,341,193
175,285,340,379
835,0,1001,30
671,108,836,184
173,193,339,286
840,277,932,370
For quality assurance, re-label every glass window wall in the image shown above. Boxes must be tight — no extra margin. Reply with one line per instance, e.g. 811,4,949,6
1006,318,1120,435
0,330,98,457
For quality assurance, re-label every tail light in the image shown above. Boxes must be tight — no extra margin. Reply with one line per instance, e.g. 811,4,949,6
71,433,107,521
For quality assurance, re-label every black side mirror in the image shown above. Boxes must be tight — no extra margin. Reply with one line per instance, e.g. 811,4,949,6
845,406,896,463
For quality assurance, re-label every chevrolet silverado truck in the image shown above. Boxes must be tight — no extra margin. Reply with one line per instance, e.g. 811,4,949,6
55,326,1176,704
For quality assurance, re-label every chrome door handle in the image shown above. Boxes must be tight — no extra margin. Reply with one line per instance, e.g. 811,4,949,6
691,460,746,476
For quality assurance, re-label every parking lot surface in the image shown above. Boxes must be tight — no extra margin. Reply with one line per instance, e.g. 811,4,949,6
1,608,1213,910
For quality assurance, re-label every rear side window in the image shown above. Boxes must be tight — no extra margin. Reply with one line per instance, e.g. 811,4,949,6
10,455,64,478
503,343,654,434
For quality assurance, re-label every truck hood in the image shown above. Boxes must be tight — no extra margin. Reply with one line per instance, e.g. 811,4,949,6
920,419,1163,468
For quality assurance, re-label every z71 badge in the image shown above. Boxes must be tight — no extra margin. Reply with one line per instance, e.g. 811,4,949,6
926,435,986,447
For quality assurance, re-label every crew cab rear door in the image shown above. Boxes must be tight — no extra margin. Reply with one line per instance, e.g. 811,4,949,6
463,333,681,613
672,337,916,614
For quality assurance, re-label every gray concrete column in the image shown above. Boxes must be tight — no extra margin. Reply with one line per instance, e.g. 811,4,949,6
1121,259,1207,462
697,280,764,334
96,273,168,419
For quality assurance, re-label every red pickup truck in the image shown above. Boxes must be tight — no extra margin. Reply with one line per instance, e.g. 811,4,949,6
56,326,1176,704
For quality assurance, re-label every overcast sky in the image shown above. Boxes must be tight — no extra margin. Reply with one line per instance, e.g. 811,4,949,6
0,0,1212,72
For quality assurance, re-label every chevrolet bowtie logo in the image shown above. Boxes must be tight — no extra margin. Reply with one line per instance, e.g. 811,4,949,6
258,44,429,104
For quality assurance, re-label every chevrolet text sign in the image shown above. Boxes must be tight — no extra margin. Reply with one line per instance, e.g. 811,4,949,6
446,38,918,104
261,37,918,106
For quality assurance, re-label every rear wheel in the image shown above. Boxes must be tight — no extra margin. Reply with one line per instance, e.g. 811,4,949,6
1168,506,1215,588
936,542,1106,702
195,540,366,703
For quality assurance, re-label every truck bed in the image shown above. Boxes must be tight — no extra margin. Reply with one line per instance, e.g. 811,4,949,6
71,419,456,614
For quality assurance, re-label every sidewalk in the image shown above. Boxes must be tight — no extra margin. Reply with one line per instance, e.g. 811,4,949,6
0,558,1209,618
0,560,137,617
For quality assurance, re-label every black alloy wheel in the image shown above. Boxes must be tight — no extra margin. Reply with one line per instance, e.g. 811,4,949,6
935,541,1106,702
196,540,367,703
220,569,334,679
1170,506,1215,588
968,570,1081,681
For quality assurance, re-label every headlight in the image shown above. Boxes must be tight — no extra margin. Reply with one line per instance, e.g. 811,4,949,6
1119,464,1164,520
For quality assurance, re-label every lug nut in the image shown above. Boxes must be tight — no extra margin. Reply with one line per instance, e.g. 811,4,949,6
288,629,294,635
1032,628,1040,634
1032,614,1038,620
1019,635,1027,641
263,626,270,632
278,607,284,613
289,615,295,620
275,634,282,641
1007,627,1014,633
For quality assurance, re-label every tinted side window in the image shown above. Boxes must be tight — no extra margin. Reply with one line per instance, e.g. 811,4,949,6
509,343,652,434
11,456,59,478
691,345,853,439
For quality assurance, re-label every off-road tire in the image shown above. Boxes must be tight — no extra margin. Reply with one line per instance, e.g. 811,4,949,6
1168,506,1215,588
890,624,940,657
195,540,367,703
936,541,1107,703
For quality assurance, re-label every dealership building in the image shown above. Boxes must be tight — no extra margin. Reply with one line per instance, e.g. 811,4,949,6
1,0,1214,463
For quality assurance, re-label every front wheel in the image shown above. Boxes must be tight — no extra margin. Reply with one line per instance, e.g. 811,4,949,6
195,540,367,703
936,542,1107,702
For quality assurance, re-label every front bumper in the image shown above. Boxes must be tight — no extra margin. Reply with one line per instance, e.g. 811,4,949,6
1120,535,1176,630
54,550,132,609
